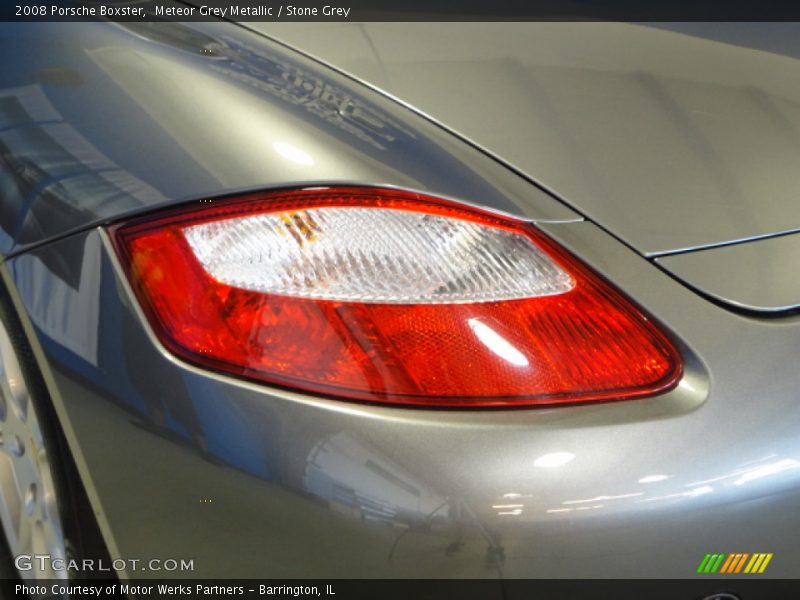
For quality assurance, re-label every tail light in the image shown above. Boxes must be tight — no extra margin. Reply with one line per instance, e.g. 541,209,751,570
110,186,681,408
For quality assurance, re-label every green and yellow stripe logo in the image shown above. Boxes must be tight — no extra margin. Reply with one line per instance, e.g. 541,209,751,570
696,552,773,574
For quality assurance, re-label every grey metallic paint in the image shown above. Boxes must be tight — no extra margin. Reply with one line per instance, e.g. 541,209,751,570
657,233,800,313
253,22,800,313
1,18,799,581
252,22,800,257
0,20,577,258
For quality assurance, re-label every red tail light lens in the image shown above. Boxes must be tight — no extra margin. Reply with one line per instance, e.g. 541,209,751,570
110,187,681,408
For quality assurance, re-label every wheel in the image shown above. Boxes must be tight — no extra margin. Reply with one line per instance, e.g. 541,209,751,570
0,286,112,596
0,315,68,582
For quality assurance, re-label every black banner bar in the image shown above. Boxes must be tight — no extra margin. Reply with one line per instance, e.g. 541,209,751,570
6,0,800,22
3,579,800,600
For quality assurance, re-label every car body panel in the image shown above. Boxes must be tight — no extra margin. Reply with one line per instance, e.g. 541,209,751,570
0,20,577,258
657,231,800,312
253,22,800,256
5,219,800,579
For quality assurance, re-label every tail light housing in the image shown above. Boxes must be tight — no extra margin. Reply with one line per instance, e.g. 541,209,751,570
110,186,681,408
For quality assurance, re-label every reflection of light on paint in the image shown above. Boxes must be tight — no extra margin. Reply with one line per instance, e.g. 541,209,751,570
678,378,698,394
563,492,642,505
734,459,800,486
468,319,528,367
640,485,713,503
546,504,604,514
741,453,778,466
498,508,523,516
687,455,783,487
273,142,314,166
687,485,713,496
687,473,740,486
534,452,575,468
492,504,523,509
638,475,669,484
503,492,523,499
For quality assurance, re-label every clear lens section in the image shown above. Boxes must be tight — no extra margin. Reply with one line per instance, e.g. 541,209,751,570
183,207,574,303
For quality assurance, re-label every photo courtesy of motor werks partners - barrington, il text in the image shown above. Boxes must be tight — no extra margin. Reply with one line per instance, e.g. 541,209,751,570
17,583,333,598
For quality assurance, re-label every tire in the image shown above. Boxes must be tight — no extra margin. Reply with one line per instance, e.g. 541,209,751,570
0,281,111,593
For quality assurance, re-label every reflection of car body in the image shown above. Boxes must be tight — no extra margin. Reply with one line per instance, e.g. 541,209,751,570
0,16,799,589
